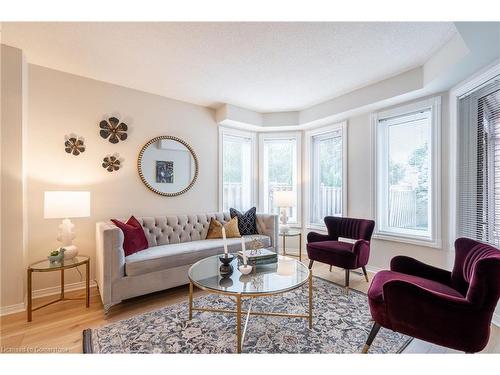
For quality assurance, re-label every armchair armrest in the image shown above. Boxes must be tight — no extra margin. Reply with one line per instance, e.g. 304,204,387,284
307,231,332,243
95,222,126,307
256,213,279,252
352,239,370,266
390,255,452,286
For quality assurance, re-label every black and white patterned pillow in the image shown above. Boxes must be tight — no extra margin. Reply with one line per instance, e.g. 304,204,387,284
229,207,257,235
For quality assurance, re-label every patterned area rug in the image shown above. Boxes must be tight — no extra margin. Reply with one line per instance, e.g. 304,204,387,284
83,277,411,353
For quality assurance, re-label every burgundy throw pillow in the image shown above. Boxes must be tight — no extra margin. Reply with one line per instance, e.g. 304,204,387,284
110,216,149,256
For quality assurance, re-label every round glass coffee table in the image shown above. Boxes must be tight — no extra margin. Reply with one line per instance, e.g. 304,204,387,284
188,254,312,353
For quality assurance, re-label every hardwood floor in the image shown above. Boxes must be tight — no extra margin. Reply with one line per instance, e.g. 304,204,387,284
1,256,498,353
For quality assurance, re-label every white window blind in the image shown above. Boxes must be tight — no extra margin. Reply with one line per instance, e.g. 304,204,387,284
457,77,500,246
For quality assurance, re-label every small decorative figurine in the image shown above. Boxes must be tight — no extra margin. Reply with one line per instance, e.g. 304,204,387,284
47,248,66,264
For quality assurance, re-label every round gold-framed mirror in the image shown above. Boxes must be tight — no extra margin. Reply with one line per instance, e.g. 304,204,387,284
137,135,199,197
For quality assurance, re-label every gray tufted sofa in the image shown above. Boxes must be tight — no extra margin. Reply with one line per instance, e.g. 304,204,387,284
95,212,278,313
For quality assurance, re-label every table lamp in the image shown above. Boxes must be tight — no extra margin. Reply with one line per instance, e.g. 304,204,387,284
273,190,295,233
44,191,91,260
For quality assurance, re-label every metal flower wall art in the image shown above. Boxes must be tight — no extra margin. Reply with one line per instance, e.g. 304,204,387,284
102,154,121,172
99,117,128,144
64,135,86,156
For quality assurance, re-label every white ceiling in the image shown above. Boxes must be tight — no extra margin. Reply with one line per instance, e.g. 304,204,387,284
2,22,457,112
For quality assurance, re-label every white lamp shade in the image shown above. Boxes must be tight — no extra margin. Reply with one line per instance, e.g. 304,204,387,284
273,190,295,208
44,191,91,219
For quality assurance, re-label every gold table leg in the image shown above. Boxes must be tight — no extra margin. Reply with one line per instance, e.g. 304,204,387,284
308,270,313,329
85,259,90,307
188,282,193,320
61,268,65,299
236,294,242,353
299,233,302,261
27,269,32,322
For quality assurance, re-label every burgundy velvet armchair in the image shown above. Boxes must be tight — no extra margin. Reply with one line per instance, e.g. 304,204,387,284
363,238,500,353
307,216,375,293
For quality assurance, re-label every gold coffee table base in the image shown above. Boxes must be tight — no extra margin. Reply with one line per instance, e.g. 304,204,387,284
188,270,313,353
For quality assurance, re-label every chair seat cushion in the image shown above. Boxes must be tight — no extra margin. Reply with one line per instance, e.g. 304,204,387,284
125,234,271,276
368,270,464,303
306,240,357,269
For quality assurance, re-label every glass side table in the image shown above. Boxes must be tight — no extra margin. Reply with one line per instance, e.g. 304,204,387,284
27,255,90,322
279,230,302,261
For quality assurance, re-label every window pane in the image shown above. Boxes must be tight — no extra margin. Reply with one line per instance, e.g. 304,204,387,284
263,138,298,223
311,131,343,224
222,134,252,211
384,111,431,236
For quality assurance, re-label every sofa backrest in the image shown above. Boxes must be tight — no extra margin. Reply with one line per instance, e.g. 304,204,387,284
324,216,375,242
135,212,231,247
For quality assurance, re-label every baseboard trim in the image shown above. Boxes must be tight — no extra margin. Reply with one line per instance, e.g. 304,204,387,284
32,279,97,299
365,265,384,274
493,312,500,328
0,303,26,316
0,280,97,316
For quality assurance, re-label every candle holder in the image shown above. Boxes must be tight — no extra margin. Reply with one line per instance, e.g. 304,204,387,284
219,254,234,276
238,264,253,275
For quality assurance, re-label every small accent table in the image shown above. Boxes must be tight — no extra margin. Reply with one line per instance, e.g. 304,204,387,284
279,230,302,261
27,255,90,322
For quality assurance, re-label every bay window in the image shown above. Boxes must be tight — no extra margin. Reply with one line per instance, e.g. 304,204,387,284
259,133,301,225
306,122,347,227
374,97,441,246
219,128,256,212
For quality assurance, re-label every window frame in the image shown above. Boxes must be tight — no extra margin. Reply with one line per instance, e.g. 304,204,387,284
372,96,442,248
304,121,348,230
218,127,258,212
258,131,302,227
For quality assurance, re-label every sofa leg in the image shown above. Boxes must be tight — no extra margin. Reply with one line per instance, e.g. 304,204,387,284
103,304,112,317
308,260,314,269
329,265,332,272
345,269,350,295
362,266,369,283
362,322,381,353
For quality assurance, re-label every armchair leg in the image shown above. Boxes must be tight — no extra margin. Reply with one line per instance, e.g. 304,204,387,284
362,322,381,353
308,260,314,269
362,266,369,283
344,269,350,295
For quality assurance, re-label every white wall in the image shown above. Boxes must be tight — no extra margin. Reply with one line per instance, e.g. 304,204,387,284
1,45,28,310
25,64,218,293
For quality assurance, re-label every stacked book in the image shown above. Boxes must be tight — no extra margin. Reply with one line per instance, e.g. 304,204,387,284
237,247,277,266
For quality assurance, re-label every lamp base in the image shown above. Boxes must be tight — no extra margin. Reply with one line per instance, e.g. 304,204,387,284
62,245,78,260
279,224,290,233
279,207,290,233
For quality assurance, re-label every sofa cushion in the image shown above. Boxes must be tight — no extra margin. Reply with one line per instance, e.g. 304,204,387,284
125,234,271,276
368,270,464,303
